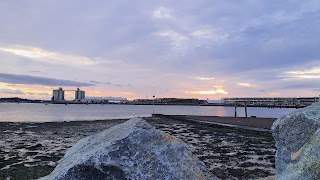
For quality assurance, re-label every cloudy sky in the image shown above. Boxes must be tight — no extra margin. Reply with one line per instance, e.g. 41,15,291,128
0,0,319,100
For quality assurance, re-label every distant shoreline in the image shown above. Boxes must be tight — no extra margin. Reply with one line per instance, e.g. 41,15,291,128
0,101,305,109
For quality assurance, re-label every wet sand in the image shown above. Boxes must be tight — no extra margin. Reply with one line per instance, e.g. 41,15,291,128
0,119,127,180
148,117,276,179
0,116,276,179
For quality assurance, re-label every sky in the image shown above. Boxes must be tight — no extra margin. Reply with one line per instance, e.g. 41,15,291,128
0,0,319,100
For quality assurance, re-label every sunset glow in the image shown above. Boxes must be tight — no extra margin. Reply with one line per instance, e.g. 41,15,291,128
285,66,320,79
196,77,215,81
0,46,96,66
237,83,252,87
186,86,228,95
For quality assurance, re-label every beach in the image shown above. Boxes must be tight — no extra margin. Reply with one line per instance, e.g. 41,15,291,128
0,116,276,179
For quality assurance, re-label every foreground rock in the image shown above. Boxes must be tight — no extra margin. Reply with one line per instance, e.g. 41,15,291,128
39,118,216,180
272,102,320,179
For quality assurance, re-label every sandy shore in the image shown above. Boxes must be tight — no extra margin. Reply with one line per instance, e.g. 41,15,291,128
0,116,276,179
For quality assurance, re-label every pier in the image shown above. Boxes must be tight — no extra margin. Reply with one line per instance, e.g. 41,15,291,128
152,114,276,131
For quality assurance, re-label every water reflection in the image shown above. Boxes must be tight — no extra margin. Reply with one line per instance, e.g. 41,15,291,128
0,103,297,122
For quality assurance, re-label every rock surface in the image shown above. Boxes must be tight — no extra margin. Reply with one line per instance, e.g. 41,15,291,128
272,102,320,179
39,118,216,180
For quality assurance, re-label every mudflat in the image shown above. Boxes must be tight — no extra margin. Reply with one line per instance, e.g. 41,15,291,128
0,116,276,179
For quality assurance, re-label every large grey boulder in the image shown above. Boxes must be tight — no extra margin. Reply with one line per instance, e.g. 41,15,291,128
39,118,216,180
272,102,320,179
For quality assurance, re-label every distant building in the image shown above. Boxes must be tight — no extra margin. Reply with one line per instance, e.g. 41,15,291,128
205,100,224,104
132,98,200,105
80,97,128,104
52,87,65,101
75,88,85,100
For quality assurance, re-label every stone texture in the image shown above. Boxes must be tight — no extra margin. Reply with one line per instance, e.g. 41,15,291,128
272,102,320,179
39,118,216,180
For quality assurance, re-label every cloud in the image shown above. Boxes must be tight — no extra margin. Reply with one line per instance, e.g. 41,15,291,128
153,7,173,19
237,83,252,87
0,45,98,66
283,66,320,79
280,81,319,90
0,88,25,95
0,1,319,98
38,92,49,96
119,91,134,95
269,92,279,96
195,77,215,80
157,30,188,42
154,27,230,56
190,30,212,38
0,73,94,87
89,80,101,84
28,70,41,73
190,29,229,41
186,86,228,95
90,80,124,87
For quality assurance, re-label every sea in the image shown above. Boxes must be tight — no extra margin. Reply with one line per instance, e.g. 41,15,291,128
0,103,297,122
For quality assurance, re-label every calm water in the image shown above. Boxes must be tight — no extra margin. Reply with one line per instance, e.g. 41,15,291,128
0,103,297,122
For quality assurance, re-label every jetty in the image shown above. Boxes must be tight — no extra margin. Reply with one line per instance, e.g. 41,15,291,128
152,114,276,131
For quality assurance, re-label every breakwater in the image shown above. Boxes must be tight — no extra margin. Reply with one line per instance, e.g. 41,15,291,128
152,114,276,130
